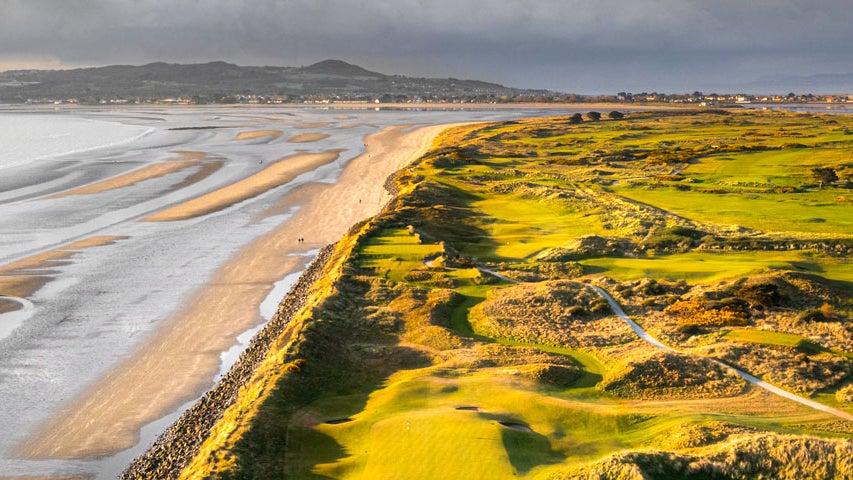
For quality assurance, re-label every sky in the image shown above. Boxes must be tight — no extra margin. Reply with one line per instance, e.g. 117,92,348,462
2,0,852,94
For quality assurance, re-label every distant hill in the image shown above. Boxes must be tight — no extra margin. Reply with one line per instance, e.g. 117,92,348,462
300,59,384,78
0,59,552,104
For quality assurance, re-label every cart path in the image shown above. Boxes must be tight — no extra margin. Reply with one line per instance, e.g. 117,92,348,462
477,267,853,423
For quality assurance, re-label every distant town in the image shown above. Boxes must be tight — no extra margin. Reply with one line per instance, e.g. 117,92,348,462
0,60,850,106
11,91,852,107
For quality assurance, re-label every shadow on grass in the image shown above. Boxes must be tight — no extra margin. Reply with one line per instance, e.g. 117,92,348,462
477,412,563,474
227,340,433,478
450,292,604,389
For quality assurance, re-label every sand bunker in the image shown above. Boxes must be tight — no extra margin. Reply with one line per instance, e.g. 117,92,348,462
498,421,532,432
287,133,330,143
233,129,283,141
143,150,343,222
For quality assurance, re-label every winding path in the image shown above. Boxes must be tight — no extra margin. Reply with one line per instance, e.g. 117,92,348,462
477,267,853,423
590,285,853,423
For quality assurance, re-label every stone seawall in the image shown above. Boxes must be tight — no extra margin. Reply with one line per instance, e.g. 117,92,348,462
121,244,335,479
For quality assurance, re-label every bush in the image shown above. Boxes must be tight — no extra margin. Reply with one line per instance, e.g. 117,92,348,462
666,299,749,326
735,281,782,309
836,384,853,403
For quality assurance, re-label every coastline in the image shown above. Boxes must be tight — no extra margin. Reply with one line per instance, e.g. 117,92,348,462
18,121,463,463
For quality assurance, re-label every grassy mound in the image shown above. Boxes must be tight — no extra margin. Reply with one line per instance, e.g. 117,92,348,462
598,351,745,399
702,343,851,395
467,280,630,348
554,433,853,480
650,421,757,450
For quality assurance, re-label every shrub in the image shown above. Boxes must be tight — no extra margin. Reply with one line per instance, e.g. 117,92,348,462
666,299,749,326
735,281,782,309
836,384,853,403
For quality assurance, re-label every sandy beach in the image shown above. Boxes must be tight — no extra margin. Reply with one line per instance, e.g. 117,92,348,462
17,121,466,460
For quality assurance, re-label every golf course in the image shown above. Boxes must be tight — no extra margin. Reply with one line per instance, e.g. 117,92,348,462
132,109,852,479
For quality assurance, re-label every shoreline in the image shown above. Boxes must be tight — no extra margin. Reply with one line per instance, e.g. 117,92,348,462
18,121,463,463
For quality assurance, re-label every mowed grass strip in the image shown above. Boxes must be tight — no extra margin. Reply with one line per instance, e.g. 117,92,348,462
582,250,852,283
615,186,853,236
357,228,443,281
722,329,810,347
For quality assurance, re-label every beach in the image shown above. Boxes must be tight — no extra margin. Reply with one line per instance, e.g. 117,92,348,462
17,122,462,461
0,106,570,478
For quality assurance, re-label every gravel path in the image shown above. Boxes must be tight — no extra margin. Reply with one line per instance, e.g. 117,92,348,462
476,267,853,423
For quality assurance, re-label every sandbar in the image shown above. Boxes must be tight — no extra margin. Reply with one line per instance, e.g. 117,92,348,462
233,129,283,141
48,152,205,199
294,122,329,129
18,121,464,460
0,236,126,304
287,132,330,143
142,150,343,222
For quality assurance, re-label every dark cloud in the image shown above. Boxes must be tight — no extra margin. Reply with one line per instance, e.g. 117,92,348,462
2,0,852,92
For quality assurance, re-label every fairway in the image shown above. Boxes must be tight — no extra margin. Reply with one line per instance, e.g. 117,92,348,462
581,250,853,283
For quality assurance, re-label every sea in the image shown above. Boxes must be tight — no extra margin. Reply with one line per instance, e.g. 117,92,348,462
0,112,152,169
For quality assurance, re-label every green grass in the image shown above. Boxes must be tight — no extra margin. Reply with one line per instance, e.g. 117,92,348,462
358,228,444,281
470,195,607,260
722,329,810,348
615,186,853,236
581,250,853,283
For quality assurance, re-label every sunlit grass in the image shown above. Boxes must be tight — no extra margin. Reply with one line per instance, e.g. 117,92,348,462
722,329,810,348
582,250,852,284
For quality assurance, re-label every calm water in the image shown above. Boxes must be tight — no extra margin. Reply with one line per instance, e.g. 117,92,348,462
0,113,152,169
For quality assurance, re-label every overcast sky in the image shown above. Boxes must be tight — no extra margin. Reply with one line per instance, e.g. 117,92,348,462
2,0,852,93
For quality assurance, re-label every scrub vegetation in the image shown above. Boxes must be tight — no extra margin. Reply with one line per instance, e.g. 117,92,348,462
178,110,852,479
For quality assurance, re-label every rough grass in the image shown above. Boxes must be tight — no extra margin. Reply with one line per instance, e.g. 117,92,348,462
597,351,746,399
553,433,853,480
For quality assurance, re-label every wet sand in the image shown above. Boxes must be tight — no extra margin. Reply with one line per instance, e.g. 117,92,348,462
233,129,283,141
142,150,343,222
47,152,206,199
287,132,330,143
0,236,127,302
19,122,464,460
